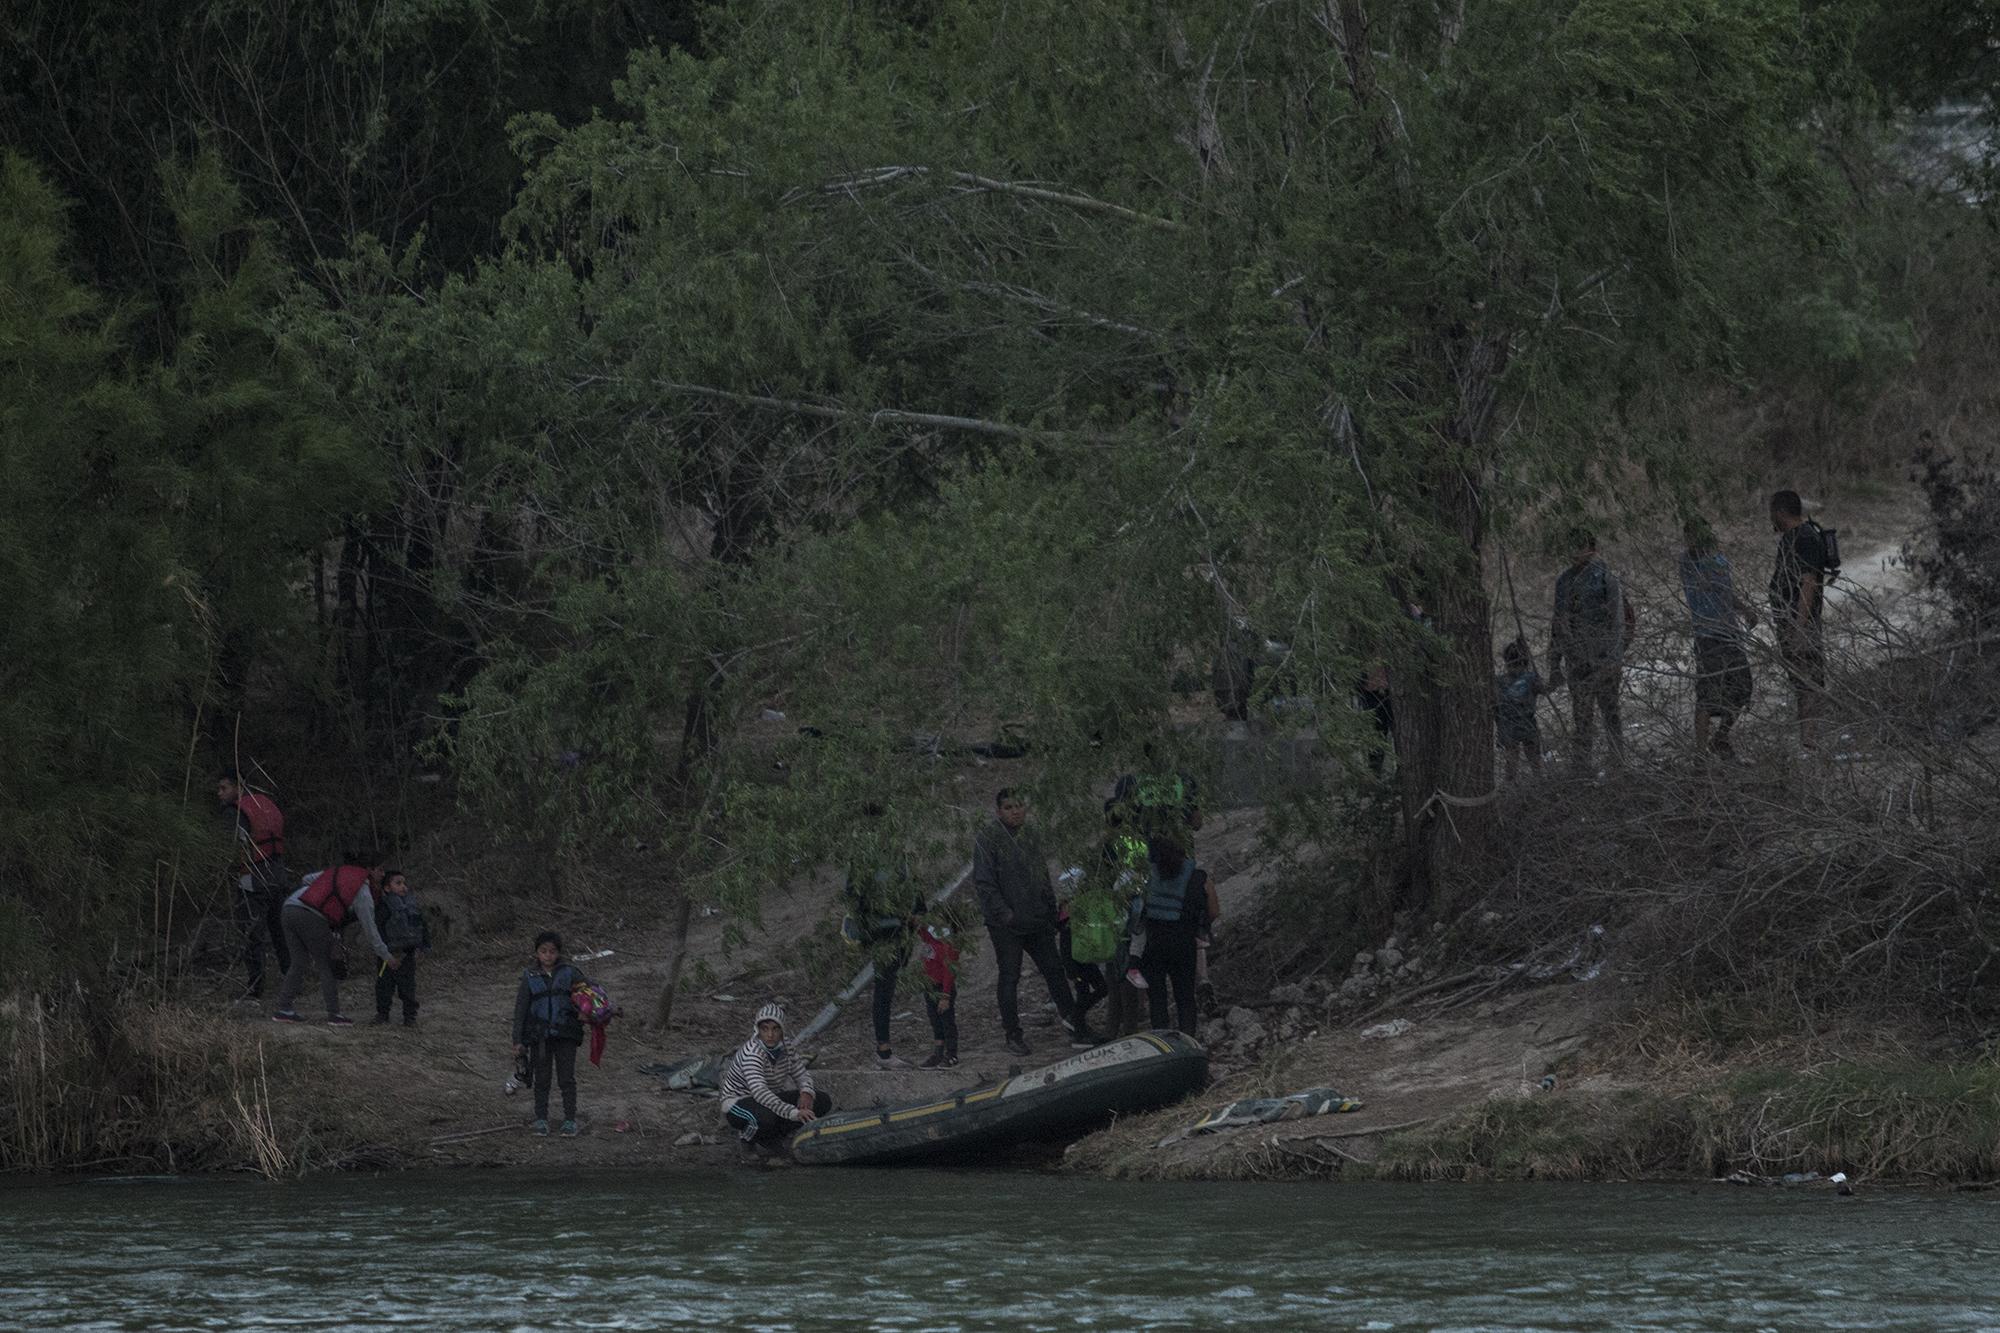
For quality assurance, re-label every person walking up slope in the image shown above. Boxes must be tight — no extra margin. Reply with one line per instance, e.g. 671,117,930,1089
1550,530,1636,773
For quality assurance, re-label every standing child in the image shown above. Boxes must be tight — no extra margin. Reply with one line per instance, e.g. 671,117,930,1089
1495,638,1547,781
372,870,430,1026
915,921,961,1068
510,931,588,1137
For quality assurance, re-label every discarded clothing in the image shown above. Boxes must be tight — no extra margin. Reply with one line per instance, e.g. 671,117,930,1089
639,1053,729,1094
1157,1087,1363,1146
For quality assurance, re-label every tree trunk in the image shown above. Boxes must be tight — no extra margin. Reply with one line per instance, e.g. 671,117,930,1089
1394,334,1507,918
652,892,696,1030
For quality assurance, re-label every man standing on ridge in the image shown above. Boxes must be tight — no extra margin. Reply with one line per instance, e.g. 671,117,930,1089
973,789,1090,1057
1550,530,1635,772
1768,489,1831,754
1679,517,1759,760
218,769,290,999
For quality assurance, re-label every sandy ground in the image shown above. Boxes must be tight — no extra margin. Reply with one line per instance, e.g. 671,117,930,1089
217,802,1295,1172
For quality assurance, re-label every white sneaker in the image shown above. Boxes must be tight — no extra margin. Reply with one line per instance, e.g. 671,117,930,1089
1125,967,1149,991
875,1052,914,1070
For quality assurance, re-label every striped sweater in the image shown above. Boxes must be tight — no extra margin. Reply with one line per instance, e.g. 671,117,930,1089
720,1035,816,1122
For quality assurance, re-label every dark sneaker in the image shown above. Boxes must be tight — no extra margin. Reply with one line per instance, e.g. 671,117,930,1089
920,1049,950,1069
371,1014,390,1025
402,1016,417,1028
532,1119,549,1136
1004,1035,1032,1057
561,1120,578,1137
326,1014,355,1027
1066,1024,1099,1050
271,1010,305,1024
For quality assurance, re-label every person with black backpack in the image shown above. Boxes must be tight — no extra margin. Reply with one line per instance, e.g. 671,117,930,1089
1768,490,1838,753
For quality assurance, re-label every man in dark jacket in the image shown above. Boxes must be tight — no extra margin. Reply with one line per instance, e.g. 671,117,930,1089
1550,531,1635,772
973,789,1088,1057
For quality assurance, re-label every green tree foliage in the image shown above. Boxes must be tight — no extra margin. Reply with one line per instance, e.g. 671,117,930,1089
0,153,368,982
0,0,699,309
4,0,1980,1020
298,0,1939,969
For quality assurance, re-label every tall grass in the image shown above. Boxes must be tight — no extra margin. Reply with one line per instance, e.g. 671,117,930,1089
2,991,318,1176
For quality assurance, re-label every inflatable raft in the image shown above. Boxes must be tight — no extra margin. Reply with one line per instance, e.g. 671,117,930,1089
790,1030,1208,1166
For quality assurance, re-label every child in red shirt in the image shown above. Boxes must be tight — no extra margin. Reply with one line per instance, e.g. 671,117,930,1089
916,923,960,1068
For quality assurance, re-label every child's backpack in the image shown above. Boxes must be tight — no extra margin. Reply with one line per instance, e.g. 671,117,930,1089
570,979,620,1067
1068,887,1121,964
1806,518,1843,583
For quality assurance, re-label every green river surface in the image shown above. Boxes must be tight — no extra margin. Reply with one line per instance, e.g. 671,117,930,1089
3,1170,1995,1331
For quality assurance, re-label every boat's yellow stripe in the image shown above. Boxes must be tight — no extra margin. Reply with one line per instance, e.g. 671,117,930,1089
807,1117,886,1138
961,1086,1003,1104
887,1101,958,1122
1137,1034,1173,1054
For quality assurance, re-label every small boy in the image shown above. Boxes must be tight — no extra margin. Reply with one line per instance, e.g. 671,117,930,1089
372,869,430,1026
1495,638,1547,781
915,922,960,1068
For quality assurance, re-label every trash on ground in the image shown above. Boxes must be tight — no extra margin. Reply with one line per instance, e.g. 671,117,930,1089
674,1131,718,1147
710,993,737,1002
574,948,614,962
1360,1018,1414,1040
1156,1087,1364,1147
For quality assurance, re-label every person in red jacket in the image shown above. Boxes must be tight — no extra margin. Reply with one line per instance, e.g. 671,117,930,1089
218,770,290,998
916,922,961,1068
272,862,397,1025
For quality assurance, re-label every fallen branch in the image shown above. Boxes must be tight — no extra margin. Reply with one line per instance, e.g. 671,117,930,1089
1352,968,1484,1024
425,1124,518,1145
635,379,1118,445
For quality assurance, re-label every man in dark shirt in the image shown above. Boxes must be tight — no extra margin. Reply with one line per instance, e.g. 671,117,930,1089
1679,517,1759,760
1767,490,1828,752
972,789,1088,1057
1550,531,1635,771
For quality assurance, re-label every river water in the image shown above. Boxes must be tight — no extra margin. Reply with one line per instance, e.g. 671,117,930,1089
3,1171,1995,1331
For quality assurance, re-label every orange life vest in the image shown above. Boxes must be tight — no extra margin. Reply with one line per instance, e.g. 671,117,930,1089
236,792,286,864
298,866,371,927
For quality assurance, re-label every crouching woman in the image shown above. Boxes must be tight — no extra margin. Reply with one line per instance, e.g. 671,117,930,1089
719,1004,832,1163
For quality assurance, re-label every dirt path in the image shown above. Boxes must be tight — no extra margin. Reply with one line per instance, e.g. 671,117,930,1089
1064,980,1629,1180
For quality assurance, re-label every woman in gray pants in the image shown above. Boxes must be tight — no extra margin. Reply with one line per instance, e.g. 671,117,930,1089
272,864,397,1025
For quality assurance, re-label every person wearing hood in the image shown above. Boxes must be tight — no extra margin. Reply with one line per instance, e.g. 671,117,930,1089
720,1004,832,1160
